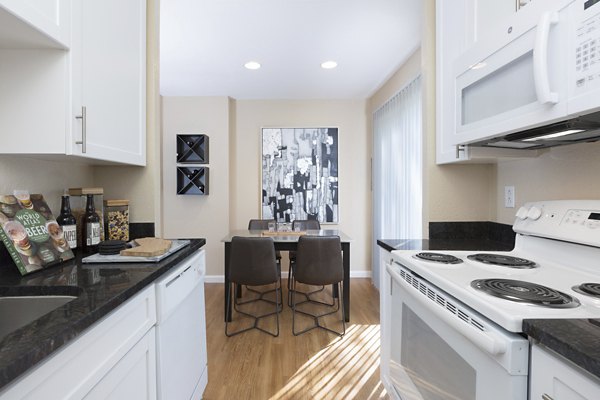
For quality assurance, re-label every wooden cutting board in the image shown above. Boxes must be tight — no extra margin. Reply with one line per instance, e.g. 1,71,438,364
120,238,172,257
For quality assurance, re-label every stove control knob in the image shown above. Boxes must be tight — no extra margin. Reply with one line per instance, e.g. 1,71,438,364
516,207,529,220
527,206,542,220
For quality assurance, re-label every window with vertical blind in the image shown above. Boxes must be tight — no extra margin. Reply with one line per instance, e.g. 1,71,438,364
372,76,423,288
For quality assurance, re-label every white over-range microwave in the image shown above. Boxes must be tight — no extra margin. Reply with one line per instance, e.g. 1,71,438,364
452,0,600,149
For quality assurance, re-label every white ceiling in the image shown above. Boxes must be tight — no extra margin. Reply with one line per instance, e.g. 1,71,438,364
159,0,422,99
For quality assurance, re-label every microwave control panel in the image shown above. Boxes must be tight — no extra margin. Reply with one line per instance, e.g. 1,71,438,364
573,0,600,94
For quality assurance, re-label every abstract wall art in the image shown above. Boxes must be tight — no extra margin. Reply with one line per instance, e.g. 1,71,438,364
261,127,339,223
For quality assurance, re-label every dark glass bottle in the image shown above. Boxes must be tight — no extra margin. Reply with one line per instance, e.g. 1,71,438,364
81,194,101,254
56,195,77,249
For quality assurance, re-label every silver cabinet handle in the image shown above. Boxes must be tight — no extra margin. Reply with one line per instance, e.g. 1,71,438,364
455,144,466,159
542,394,554,400
75,106,87,153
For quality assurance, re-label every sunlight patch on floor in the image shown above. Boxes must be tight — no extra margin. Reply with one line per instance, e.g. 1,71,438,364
269,324,388,400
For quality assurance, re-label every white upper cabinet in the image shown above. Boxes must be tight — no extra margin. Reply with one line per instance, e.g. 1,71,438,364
0,0,146,166
436,0,476,163
0,0,70,49
476,0,518,42
70,0,147,166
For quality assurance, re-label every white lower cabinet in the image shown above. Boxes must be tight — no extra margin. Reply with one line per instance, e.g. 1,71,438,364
84,328,156,400
0,286,157,400
530,343,600,400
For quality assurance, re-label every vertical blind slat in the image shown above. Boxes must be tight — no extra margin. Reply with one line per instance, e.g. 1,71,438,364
372,76,423,285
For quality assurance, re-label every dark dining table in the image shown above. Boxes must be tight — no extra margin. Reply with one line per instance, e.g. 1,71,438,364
222,229,352,322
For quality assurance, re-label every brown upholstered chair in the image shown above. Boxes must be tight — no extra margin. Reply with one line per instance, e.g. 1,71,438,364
291,235,345,336
288,219,322,305
226,236,281,337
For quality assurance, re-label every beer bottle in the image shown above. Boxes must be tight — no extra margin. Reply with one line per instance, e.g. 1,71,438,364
57,195,77,249
82,194,101,253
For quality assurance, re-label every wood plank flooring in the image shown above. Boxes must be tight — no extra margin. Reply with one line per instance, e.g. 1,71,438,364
202,279,388,400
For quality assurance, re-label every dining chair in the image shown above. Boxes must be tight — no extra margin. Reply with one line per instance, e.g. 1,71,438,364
246,219,283,304
288,219,322,306
291,235,345,336
226,236,282,337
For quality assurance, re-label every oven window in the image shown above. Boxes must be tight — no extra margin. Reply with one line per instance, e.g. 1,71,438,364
400,305,476,400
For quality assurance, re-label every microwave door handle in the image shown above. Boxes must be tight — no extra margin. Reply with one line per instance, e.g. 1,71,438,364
387,263,508,356
533,11,559,104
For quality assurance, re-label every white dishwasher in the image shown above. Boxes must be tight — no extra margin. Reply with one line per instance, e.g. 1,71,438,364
155,249,207,400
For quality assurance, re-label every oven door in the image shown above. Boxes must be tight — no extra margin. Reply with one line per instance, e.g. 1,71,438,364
383,261,529,400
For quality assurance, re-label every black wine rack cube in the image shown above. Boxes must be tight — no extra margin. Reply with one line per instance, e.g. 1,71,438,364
177,167,209,195
176,134,209,164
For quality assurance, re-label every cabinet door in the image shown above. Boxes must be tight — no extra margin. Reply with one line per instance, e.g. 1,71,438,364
476,0,516,42
435,0,476,163
84,328,157,400
71,0,146,166
530,344,600,400
0,0,70,48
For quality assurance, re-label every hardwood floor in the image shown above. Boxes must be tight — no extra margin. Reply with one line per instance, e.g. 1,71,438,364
202,279,388,400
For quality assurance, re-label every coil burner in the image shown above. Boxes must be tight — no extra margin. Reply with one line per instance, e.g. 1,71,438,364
572,283,600,299
471,279,579,308
414,252,463,264
467,253,536,269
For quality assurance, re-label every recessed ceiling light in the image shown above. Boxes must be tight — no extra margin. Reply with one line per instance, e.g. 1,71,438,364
321,61,338,69
244,61,261,70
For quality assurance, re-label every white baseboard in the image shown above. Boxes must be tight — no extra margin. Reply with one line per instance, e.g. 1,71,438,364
350,270,372,279
205,270,371,283
205,275,225,283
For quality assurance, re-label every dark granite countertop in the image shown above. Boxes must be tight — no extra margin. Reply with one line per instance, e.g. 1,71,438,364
377,221,515,253
523,319,600,380
0,239,206,391
377,238,514,252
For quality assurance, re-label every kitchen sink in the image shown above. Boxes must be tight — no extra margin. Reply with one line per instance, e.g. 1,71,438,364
0,295,77,339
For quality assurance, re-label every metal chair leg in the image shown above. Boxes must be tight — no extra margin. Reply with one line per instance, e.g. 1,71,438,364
292,281,345,337
226,280,281,337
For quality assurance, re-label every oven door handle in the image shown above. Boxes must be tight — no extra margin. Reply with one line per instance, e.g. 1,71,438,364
387,264,507,356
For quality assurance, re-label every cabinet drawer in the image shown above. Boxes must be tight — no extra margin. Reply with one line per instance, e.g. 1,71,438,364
0,286,156,399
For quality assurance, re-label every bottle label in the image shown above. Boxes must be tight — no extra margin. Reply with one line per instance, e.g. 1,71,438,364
63,224,77,249
86,222,101,246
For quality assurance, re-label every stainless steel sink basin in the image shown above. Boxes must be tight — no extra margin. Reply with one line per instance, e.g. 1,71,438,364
0,295,77,339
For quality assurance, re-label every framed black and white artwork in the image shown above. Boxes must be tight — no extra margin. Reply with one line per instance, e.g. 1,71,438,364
261,127,339,223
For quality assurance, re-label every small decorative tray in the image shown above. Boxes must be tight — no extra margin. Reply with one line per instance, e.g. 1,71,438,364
82,239,190,263
261,230,306,236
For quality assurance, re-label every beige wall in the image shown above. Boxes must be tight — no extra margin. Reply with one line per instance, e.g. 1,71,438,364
161,97,370,276
495,141,600,224
0,156,95,214
161,96,231,277
231,99,371,273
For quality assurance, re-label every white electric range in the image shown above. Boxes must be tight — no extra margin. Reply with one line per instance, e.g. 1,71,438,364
381,200,600,400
